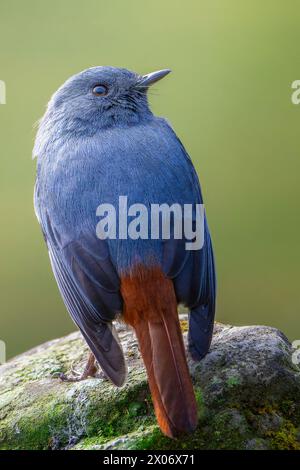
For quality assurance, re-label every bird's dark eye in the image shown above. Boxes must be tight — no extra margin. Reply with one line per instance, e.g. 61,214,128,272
92,84,108,96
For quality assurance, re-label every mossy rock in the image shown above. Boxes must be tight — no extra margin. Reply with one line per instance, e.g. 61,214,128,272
0,318,300,450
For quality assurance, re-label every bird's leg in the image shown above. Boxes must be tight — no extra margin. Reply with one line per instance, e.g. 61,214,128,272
59,352,98,382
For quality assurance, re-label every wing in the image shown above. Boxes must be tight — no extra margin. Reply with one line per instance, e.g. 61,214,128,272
171,219,216,360
161,124,216,360
34,182,127,386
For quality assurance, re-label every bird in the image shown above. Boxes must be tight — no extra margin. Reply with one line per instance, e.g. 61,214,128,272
33,66,216,438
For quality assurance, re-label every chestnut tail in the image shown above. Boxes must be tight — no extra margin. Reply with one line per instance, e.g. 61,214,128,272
121,266,198,438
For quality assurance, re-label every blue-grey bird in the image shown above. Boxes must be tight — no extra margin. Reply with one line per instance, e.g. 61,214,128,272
34,66,216,438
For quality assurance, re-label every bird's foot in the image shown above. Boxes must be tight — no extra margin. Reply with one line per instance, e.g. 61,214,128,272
59,353,99,382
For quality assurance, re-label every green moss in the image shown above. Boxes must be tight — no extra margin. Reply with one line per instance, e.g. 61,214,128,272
205,409,250,450
0,392,70,450
128,400,251,451
83,383,155,440
0,371,151,450
227,376,240,388
266,421,300,450
131,419,246,450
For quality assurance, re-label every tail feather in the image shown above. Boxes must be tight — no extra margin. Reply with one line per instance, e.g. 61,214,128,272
188,304,215,361
121,266,198,438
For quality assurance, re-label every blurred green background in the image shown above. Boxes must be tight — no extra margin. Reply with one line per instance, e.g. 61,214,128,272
0,0,299,359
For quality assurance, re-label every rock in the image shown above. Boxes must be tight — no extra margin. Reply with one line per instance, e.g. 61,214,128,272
0,318,300,450
245,438,269,450
256,412,284,434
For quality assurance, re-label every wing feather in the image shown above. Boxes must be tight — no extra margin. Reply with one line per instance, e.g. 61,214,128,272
34,183,127,386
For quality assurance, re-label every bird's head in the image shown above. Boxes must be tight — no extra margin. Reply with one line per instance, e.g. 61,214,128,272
43,66,171,133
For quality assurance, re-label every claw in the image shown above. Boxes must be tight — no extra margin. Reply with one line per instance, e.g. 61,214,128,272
59,353,98,382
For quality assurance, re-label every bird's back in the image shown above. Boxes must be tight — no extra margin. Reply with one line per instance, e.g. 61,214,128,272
37,117,199,272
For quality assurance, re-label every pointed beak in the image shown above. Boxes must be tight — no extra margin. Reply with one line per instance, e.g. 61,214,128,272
138,69,171,87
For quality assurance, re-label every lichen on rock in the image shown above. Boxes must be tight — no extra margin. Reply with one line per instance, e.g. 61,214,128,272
0,318,299,450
